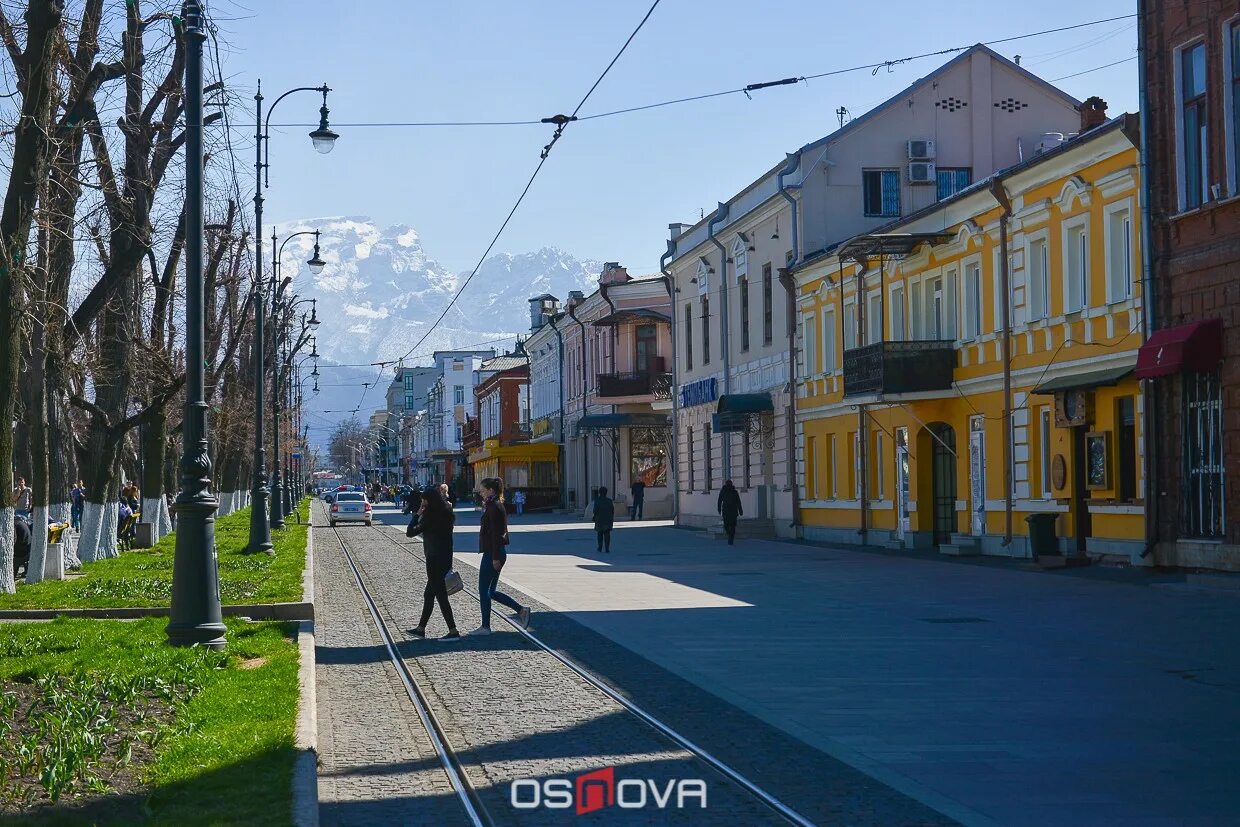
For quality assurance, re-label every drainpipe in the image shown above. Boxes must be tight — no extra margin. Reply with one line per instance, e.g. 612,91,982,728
989,178,1015,547
568,302,590,512
777,151,803,535
707,202,732,480
600,283,619,498
550,315,567,510
1136,5,1159,560
660,237,680,522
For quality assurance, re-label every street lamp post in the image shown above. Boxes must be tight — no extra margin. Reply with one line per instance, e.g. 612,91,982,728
248,80,336,554
168,0,225,649
270,292,318,527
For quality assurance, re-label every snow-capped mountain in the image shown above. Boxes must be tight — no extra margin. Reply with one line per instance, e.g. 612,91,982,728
275,217,603,437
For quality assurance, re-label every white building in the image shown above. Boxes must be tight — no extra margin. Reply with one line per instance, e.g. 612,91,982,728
664,44,1083,537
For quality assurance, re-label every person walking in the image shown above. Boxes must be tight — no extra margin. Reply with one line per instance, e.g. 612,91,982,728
512,489,526,516
593,486,615,553
718,480,743,545
12,477,32,520
70,481,86,530
470,478,530,635
629,478,646,520
406,487,461,640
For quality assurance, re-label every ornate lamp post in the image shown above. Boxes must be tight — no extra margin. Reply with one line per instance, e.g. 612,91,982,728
248,81,337,554
167,0,225,648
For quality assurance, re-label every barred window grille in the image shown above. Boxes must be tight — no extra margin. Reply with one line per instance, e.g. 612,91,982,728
1183,370,1225,538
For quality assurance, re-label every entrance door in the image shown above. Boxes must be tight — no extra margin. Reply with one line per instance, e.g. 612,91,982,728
930,424,957,545
1071,426,1091,554
895,427,910,540
969,416,986,535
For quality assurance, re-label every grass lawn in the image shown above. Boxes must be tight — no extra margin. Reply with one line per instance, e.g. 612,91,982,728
0,616,300,824
0,499,310,610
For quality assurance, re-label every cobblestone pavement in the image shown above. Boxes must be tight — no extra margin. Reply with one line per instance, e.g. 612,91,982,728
314,516,470,826
316,501,950,826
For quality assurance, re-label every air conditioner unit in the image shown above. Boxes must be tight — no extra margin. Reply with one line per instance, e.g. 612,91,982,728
907,139,936,160
908,161,936,184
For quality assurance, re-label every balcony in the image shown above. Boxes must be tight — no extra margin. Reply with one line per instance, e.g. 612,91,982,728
510,422,532,443
597,358,672,399
842,340,956,398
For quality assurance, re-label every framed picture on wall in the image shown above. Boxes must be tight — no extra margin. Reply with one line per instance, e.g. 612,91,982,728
1085,431,1110,490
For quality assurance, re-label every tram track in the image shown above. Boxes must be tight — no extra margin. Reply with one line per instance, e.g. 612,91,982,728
324,508,817,826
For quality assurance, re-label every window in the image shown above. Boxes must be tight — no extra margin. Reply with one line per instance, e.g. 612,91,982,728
910,281,924,338
866,292,882,344
455,424,463,442
701,297,711,364
704,422,713,491
454,386,465,405
405,393,415,410
1039,407,1053,498
822,306,837,372
1028,237,1049,321
1116,397,1137,503
875,432,885,499
963,263,983,339
929,277,945,339
1183,370,1224,538
403,373,415,389
936,167,972,200
762,264,773,344
684,303,693,370
827,434,837,498
1233,22,1240,192
635,324,657,372
863,169,901,217
732,237,748,279
802,314,818,375
852,433,861,498
630,427,668,487
1106,208,1133,303
1181,41,1209,210
740,278,750,351
687,426,694,490
743,428,751,489
890,285,906,340
806,436,817,499
1065,224,1088,313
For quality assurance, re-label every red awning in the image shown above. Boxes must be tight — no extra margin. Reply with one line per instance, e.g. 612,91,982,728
1135,319,1224,379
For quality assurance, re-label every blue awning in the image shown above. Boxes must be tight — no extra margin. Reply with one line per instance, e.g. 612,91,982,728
716,393,774,414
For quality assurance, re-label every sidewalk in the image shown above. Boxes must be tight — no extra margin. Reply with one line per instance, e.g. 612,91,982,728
375,505,1240,826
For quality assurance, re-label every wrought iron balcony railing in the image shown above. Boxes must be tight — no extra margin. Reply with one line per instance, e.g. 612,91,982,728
842,340,956,397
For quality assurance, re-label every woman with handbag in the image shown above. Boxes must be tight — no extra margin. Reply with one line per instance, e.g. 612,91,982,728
406,487,462,640
470,477,531,636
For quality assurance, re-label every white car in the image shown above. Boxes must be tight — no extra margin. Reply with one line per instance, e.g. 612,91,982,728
330,492,373,527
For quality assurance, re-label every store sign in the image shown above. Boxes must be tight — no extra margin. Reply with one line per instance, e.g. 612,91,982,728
679,377,718,408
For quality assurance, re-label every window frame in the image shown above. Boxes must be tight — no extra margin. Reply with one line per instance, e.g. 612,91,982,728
962,259,983,340
865,291,883,345
935,167,972,201
1025,231,1051,323
701,295,711,365
1061,218,1089,314
1039,407,1053,499
1176,39,1210,211
822,305,837,373
802,312,818,376
684,302,693,370
862,168,901,217
1104,199,1135,304
1226,18,1240,195
739,276,751,352
762,263,773,345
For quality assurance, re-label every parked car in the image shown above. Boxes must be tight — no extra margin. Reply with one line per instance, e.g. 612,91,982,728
329,492,372,527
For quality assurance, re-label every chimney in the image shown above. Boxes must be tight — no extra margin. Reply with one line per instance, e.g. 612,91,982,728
668,223,689,241
566,290,585,310
599,262,631,285
1078,96,1108,133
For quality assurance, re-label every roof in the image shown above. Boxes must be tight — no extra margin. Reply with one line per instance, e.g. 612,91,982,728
478,355,528,373
668,44,1083,260
593,308,671,327
837,233,954,263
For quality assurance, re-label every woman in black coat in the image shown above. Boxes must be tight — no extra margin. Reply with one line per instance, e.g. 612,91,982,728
407,487,461,640
717,480,743,545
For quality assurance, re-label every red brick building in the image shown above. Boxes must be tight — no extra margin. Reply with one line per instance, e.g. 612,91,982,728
1137,0,1240,568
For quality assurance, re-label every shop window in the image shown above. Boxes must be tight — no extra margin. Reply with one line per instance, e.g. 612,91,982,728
1183,370,1225,538
1116,397,1137,502
630,427,668,487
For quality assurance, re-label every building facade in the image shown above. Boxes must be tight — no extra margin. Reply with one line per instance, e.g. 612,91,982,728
665,44,1083,537
561,264,674,518
794,116,1145,559
1138,0,1240,569
385,365,438,483
526,295,566,506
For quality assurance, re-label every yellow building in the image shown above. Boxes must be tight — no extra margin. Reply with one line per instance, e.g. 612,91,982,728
793,115,1145,561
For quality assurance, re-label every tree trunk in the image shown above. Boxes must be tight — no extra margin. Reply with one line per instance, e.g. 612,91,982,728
141,405,173,539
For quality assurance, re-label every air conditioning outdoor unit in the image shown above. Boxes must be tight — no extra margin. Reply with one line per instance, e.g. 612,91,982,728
908,161,936,184
907,138,936,160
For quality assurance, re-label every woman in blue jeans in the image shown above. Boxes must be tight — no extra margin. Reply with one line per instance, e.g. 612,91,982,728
470,478,531,635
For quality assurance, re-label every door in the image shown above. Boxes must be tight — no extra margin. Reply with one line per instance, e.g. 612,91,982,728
1071,426,1091,554
895,427,910,540
635,324,657,373
969,415,986,535
930,424,957,545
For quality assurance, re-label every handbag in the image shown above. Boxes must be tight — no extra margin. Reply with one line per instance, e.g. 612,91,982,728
444,570,463,596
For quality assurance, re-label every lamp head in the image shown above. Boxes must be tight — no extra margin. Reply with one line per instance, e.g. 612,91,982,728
309,88,338,154
308,297,321,327
307,231,326,274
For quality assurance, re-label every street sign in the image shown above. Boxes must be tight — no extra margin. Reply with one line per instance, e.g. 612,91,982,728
291,452,302,459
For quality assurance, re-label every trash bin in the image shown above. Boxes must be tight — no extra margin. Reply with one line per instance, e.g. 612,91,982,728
134,522,155,549
1025,513,1059,558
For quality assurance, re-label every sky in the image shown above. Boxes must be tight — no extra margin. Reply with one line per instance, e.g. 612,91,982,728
209,0,1141,277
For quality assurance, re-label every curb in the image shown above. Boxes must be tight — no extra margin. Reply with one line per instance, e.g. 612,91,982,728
292,618,319,827
0,602,314,621
303,520,315,604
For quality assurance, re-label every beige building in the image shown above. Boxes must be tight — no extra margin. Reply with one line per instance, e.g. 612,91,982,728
664,44,1083,537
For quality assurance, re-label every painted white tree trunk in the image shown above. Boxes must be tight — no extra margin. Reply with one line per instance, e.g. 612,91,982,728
49,501,70,523
141,497,174,541
98,501,120,559
159,497,173,536
63,531,81,571
218,493,231,517
26,505,47,584
78,502,104,564
0,507,15,594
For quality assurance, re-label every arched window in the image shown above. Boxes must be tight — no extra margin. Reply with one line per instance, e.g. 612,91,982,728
732,237,749,280
696,258,711,295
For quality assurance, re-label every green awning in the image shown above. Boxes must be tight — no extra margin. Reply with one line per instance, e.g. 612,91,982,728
1032,365,1134,395
716,393,774,414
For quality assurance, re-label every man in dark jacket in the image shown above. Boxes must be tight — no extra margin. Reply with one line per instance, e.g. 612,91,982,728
629,479,645,520
12,514,31,579
593,487,615,553
717,480,743,545
406,487,460,640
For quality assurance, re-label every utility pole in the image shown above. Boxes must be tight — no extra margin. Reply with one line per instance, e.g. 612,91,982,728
167,0,225,649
